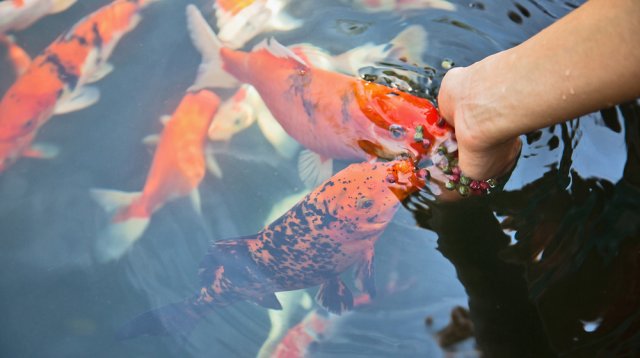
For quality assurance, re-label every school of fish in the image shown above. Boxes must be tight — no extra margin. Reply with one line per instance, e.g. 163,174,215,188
0,0,476,352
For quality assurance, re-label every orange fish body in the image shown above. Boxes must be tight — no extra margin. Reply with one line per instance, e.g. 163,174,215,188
0,0,77,33
0,0,155,141
91,89,219,262
186,7,454,163
118,159,423,339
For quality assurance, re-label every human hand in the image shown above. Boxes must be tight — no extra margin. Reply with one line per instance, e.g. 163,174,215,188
437,66,522,181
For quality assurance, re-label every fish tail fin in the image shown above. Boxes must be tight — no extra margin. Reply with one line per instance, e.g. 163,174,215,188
388,25,428,65
186,4,238,90
50,0,78,13
117,300,209,340
90,189,150,262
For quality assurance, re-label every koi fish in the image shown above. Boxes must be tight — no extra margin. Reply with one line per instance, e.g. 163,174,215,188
0,34,32,77
186,5,455,188
117,159,424,339
0,130,58,172
91,89,219,262
0,0,77,33
270,294,371,358
209,84,299,160
291,24,428,76
0,0,158,141
343,0,456,12
214,0,301,49
207,25,428,164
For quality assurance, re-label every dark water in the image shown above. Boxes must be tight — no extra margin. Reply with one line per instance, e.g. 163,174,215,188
1,0,638,357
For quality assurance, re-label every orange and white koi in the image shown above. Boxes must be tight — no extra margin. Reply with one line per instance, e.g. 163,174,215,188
208,84,299,160
343,0,456,12
187,5,455,187
0,34,32,77
91,89,219,262
0,0,77,33
117,159,424,339
0,0,158,141
214,0,301,49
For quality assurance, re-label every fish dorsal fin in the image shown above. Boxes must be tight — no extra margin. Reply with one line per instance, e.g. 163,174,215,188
252,38,308,68
252,293,283,310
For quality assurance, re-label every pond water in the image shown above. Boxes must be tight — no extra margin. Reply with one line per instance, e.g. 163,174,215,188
1,0,639,357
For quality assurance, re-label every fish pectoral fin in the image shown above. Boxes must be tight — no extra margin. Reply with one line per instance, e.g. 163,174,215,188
315,277,354,315
86,62,114,84
205,145,223,179
354,248,377,298
189,189,202,216
50,0,78,13
251,293,283,310
298,150,333,189
159,115,172,126
23,143,59,159
54,86,100,115
142,134,160,147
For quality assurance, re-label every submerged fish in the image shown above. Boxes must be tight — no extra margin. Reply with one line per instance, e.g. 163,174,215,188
0,0,77,33
0,0,158,142
214,0,301,49
344,0,456,12
117,159,424,339
0,34,32,77
209,84,299,160
186,5,454,187
91,89,219,262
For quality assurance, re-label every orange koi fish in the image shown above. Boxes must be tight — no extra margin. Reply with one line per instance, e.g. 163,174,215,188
343,0,456,12
0,0,158,141
186,5,455,187
0,0,77,33
91,90,219,262
0,34,32,77
214,0,301,49
117,159,424,339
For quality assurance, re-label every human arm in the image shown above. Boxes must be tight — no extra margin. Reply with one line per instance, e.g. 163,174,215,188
437,0,640,180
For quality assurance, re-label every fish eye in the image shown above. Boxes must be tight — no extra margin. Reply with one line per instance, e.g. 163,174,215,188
389,124,406,139
233,117,242,126
357,198,374,210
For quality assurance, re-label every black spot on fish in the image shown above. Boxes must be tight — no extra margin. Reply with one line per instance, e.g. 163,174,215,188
92,23,103,49
44,53,78,90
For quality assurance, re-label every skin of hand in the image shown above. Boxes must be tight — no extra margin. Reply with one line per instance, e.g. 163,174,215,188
438,0,640,181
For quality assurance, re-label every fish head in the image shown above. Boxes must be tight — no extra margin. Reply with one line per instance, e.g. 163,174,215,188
355,81,455,161
325,159,423,233
0,87,56,140
208,86,255,141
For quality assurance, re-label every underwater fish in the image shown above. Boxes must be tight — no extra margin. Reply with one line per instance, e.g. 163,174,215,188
187,4,455,187
291,24,428,76
270,294,371,357
344,0,456,12
214,0,301,49
0,0,158,141
0,34,32,77
0,0,77,33
0,130,58,173
91,89,219,262
117,159,424,339
209,84,299,160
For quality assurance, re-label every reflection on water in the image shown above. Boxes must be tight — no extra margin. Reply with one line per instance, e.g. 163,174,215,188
1,0,638,357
